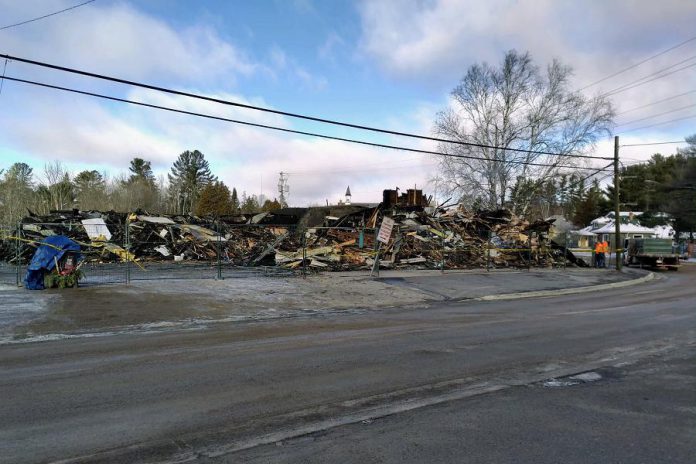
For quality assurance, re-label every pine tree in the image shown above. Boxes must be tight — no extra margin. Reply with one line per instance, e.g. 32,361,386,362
573,179,608,226
74,170,107,210
168,150,217,213
122,158,159,211
231,188,240,213
677,133,696,157
128,158,155,184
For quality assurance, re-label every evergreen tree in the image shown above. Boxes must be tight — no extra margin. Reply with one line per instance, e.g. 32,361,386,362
74,170,107,210
231,188,240,213
123,158,159,211
194,181,234,216
168,150,217,213
128,158,155,184
0,163,35,224
240,192,260,213
664,153,696,238
677,133,696,157
261,198,282,212
573,179,609,226
5,163,33,185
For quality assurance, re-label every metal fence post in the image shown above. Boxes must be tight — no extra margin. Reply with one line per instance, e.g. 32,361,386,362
440,234,445,274
15,221,21,287
216,217,223,280
371,227,380,277
486,229,491,272
302,230,307,279
125,216,131,285
528,233,532,271
563,232,568,270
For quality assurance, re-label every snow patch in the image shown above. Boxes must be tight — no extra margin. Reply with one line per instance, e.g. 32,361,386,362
570,371,602,382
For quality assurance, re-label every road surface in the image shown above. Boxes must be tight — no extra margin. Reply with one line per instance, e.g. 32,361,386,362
1,266,695,463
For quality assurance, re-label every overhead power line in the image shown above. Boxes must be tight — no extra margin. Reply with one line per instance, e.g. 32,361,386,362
616,102,696,128
289,156,424,172
562,162,615,191
600,56,696,98
3,75,614,172
0,52,613,161
286,156,426,174
579,33,696,91
0,0,96,31
616,89,696,116
616,114,696,134
287,162,439,176
620,141,687,147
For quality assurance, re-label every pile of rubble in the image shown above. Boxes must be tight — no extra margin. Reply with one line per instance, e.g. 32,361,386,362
0,210,299,266
290,206,578,270
0,205,583,270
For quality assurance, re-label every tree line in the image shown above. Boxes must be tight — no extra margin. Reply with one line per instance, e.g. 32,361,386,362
0,150,284,225
502,135,696,234
612,137,696,237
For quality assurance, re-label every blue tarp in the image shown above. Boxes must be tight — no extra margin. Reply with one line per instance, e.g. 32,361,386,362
24,235,82,290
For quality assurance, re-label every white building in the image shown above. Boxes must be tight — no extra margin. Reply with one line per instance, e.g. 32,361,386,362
591,221,657,251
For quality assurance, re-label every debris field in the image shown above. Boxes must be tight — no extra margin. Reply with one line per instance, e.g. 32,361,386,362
0,204,585,271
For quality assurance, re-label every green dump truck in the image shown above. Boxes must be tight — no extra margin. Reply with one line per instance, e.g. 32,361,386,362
624,238,680,270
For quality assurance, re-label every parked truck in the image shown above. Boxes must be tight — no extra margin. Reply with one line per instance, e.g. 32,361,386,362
624,238,680,270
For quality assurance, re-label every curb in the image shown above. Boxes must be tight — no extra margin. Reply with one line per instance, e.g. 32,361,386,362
475,271,654,301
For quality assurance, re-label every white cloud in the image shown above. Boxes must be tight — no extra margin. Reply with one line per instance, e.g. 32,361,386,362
15,1,693,208
0,1,258,86
0,1,356,206
357,0,696,83
0,81,434,206
358,0,696,142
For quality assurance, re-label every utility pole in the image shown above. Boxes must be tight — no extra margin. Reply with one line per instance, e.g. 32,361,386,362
614,135,622,271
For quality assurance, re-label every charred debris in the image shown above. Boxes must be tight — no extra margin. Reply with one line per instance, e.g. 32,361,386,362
1,189,585,270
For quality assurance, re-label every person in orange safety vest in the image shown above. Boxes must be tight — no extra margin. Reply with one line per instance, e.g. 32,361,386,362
601,239,610,268
595,240,605,268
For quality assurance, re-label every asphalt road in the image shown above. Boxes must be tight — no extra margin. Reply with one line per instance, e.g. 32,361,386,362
232,349,696,464
1,266,695,463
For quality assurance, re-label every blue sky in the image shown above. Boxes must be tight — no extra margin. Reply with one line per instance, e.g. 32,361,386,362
1,0,695,205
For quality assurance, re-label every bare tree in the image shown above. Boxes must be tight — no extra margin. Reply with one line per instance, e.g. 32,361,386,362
42,161,74,211
434,50,614,213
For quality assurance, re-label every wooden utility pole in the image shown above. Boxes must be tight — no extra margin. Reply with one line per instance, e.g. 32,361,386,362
614,136,622,270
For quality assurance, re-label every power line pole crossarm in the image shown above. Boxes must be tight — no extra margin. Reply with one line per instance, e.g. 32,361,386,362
614,136,622,271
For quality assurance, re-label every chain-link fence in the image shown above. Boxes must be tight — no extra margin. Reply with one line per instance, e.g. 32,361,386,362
0,219,589,288
0,224,20,286
0,219,300,287
125,222,297,281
